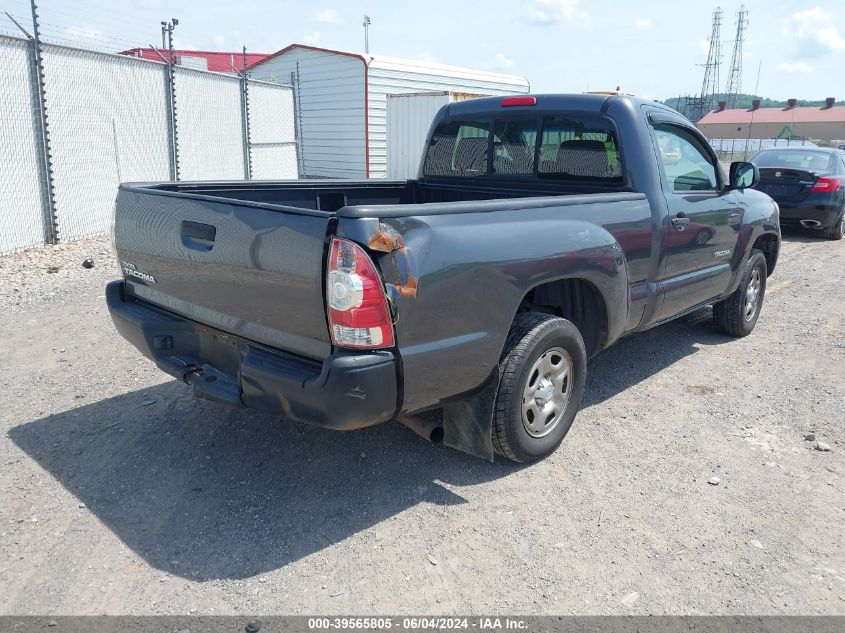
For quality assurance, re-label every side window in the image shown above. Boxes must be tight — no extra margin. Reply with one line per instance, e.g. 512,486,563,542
423,120,490,177
492,119,537,175
653,124,719,192
537,116,623,181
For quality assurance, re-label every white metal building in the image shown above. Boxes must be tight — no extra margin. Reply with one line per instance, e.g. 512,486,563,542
249,44,530,179
387,91,490,179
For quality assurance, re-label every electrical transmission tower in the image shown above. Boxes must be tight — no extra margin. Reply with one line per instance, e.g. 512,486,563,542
692,7,723,122
724,6,749,109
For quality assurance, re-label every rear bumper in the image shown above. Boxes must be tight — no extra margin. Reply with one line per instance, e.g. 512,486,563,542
106,281,398,430
777,203,842,228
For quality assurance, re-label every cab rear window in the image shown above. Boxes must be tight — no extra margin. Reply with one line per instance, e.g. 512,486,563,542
423,115,623,182
537,117,622,181
423,120,490,177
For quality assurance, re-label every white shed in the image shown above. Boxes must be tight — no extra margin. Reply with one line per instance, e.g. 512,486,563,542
249,44,530,179
387,91,489,180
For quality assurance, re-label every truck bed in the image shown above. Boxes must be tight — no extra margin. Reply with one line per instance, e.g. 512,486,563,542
132,178,634,215
114,179,640,365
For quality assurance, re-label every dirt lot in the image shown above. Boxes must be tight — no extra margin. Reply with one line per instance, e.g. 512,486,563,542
0,231,843,615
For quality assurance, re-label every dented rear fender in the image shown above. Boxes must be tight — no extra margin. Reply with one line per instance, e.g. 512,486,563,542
337,212,631,415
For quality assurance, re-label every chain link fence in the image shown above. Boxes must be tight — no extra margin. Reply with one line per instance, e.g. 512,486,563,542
42,43,172,241
174,65,246,181
0,34,298,255
0,35,46,254
709,137,817,162
248,80,298,179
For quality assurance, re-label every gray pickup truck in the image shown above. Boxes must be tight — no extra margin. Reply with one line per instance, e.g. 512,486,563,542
107,94,781,463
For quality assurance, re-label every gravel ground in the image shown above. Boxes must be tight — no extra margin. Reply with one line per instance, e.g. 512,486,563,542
0,231,843,615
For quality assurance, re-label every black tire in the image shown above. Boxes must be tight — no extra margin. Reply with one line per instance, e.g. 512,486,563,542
713,249,767,337
823,210,844,240
492,312,587,463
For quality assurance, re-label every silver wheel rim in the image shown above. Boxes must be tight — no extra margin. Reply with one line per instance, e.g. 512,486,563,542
745,267,762,321
521,346,573,438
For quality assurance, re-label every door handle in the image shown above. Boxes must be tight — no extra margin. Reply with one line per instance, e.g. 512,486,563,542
670,214,690,230
181,221,217,251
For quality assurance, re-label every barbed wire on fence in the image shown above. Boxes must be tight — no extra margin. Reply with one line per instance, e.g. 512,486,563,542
2,0,174,53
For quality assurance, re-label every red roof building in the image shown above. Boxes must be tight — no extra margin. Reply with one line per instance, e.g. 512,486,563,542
120,48,269,74
698,99,845,141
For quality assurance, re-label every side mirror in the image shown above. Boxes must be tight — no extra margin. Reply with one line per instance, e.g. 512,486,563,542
728,161,759,190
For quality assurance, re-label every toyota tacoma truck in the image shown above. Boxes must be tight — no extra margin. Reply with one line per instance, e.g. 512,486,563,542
107,94,781,463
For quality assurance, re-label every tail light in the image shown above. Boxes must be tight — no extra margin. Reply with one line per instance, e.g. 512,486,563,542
327,237,394,349
811,177,842,192
501,96,536,107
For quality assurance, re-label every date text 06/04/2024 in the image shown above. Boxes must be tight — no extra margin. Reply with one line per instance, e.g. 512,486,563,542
306,617,528,630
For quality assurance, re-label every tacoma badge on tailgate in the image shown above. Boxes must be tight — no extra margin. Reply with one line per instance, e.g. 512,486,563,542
121,261,156,284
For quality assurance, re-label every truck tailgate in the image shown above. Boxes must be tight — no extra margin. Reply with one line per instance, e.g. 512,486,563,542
114,186,333,361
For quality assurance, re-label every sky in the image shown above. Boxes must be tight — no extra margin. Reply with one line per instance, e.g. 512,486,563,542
1,0,843,101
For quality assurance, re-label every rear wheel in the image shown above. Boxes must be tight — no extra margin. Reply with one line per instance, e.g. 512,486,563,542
713,249,767,337
823,210,844,240
492,313,587,463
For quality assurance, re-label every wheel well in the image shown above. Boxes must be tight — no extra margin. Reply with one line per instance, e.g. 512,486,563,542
518,278,608,357
752,233,779,276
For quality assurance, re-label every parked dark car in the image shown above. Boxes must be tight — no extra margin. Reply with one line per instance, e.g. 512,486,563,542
107,94,780,463
750,147,845,239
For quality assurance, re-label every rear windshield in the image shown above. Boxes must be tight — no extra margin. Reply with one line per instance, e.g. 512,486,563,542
423,114,623,182
753,150,835,172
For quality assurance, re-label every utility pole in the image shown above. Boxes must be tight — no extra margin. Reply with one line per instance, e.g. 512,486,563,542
162,18,180,180
724,6,749,109
363,15,371,53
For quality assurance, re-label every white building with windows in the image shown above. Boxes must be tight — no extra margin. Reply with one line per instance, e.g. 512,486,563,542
249,44,529,179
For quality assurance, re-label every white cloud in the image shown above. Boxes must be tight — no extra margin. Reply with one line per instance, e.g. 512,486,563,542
303,31,321,45
782,7,845,56
313,9,343,24
775,61,813,74
526,0,587,25
475,53,515,71
211,34,225,47
416,53,439,63
635,18,653,30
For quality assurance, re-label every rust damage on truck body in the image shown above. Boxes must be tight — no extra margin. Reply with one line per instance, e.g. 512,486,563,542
368,221,405,253
368,220,418,299
394,274,418,297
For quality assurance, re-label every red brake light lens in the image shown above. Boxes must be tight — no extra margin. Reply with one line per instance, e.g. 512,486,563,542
811,177,842,192
501,96,536,107
327,238,394,349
